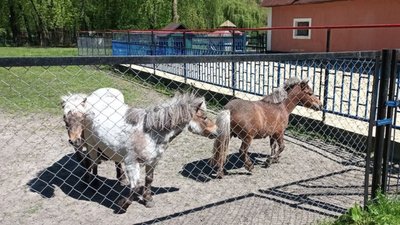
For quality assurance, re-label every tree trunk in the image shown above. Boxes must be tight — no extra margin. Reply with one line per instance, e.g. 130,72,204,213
18,3,35,45
29,0,49,46
8,0,21,46
172,0,179,23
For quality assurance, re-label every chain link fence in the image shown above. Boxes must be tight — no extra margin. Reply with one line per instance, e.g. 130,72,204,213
0,52,394,224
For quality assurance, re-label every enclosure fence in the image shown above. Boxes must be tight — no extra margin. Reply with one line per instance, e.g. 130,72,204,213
0,51,399,224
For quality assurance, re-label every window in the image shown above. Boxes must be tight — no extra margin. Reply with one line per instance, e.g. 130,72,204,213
293,18,311,39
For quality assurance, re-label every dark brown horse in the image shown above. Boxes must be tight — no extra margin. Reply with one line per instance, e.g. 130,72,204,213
212,77,323,178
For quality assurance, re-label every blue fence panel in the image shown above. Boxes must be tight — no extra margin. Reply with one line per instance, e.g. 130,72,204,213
111,31,247,56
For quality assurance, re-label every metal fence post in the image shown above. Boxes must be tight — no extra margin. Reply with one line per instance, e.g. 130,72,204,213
371,49,392,200
151,31,155,56
322,60,329,123
183,31,187,83
127,31,130,56
364,53,381,206
231,29,236,96
382,49,398,193
322,29,332,122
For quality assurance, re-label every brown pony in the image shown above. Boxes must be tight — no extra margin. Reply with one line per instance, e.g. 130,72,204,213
212,77,323,178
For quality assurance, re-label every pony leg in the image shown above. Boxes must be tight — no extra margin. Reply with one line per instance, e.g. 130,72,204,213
143,163,156,208
275,134,285,160
266,134,285,166
116,162,127,185
265,137,278,167
211,134,231,178
239,137,254,172
117,160,141,212
82,144,99,186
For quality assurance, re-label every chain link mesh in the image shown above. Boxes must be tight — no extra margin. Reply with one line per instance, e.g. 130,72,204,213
0,52,392,224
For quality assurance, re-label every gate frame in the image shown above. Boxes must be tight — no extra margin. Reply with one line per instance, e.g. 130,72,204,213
367,49,398,204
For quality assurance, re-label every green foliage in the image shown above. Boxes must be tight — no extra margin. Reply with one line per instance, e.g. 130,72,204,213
0,0,267,46
320,193,400,225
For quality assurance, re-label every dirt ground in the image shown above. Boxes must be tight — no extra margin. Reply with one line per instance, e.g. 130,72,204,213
0,106,367,225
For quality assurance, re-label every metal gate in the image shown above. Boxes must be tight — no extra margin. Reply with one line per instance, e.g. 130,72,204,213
367,49,400,204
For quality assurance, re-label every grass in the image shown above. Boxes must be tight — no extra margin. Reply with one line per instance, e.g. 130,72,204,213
318,193,400,225
0,47,158,114
1,66,150,114
0,47,78,57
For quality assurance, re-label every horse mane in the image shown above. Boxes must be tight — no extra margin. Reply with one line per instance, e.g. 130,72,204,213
125,107,146,126
284,76,309,90
129,92,205,131
61,93,87,114
261,88,288,104
146,92,205,131
261,77,310,104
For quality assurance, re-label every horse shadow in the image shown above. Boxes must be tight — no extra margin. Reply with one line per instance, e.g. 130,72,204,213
179,152,267,182
27,152,179,213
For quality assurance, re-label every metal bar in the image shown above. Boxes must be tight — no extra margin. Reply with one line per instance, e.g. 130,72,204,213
371,49,392,200
0,51,380,67
376,118,393,126
322,60,330,122
325,29,331,52
382,49,397,192
364,55,381,206
385,101,400,107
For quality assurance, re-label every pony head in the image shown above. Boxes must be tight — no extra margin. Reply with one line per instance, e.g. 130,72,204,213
284,77,322,111
186,94,218,139
61,93,88,148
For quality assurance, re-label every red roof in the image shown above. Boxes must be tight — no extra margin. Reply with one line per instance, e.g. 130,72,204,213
261,0,348,7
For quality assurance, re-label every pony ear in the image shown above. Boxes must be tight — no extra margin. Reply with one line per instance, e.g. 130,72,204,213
80,97,87,106
60,95,68,108
195,101,204,112
301,78,309,84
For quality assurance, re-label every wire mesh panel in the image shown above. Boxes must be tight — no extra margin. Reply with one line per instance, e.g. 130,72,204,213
0,52,388,224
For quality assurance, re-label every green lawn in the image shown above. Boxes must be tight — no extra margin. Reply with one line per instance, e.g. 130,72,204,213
0,47,78,57
0,47,152,114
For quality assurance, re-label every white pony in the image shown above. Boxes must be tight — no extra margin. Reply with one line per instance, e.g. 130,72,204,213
61,88,125,183
82,88,218,211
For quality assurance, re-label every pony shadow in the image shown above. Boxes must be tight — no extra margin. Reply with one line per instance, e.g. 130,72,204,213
27,152,179,213
179,152,267,182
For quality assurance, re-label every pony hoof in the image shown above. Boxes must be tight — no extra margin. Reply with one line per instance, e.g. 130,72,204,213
119,178,129,187
270,158,280,164
144,200,155,208
244,163,254,172
117,198,132,212
216,172,224,179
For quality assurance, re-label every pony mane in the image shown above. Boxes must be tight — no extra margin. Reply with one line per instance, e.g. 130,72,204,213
61,93,87,114
283,76,309,90
141,92,205,131
125,107,147,125
262,88,288,104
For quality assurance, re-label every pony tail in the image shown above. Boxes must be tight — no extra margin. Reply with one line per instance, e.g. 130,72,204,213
211,110,231,179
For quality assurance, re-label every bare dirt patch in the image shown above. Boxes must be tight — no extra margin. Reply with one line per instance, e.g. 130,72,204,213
0,109,365,225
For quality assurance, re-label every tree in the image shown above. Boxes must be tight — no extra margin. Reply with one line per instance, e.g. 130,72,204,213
172,0,179,23
0,0,267,46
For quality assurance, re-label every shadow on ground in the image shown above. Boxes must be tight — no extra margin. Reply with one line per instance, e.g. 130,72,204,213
27,152,178,213
179,152,267,182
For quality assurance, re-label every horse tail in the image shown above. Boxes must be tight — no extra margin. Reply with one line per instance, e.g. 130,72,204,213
211,110,231,178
